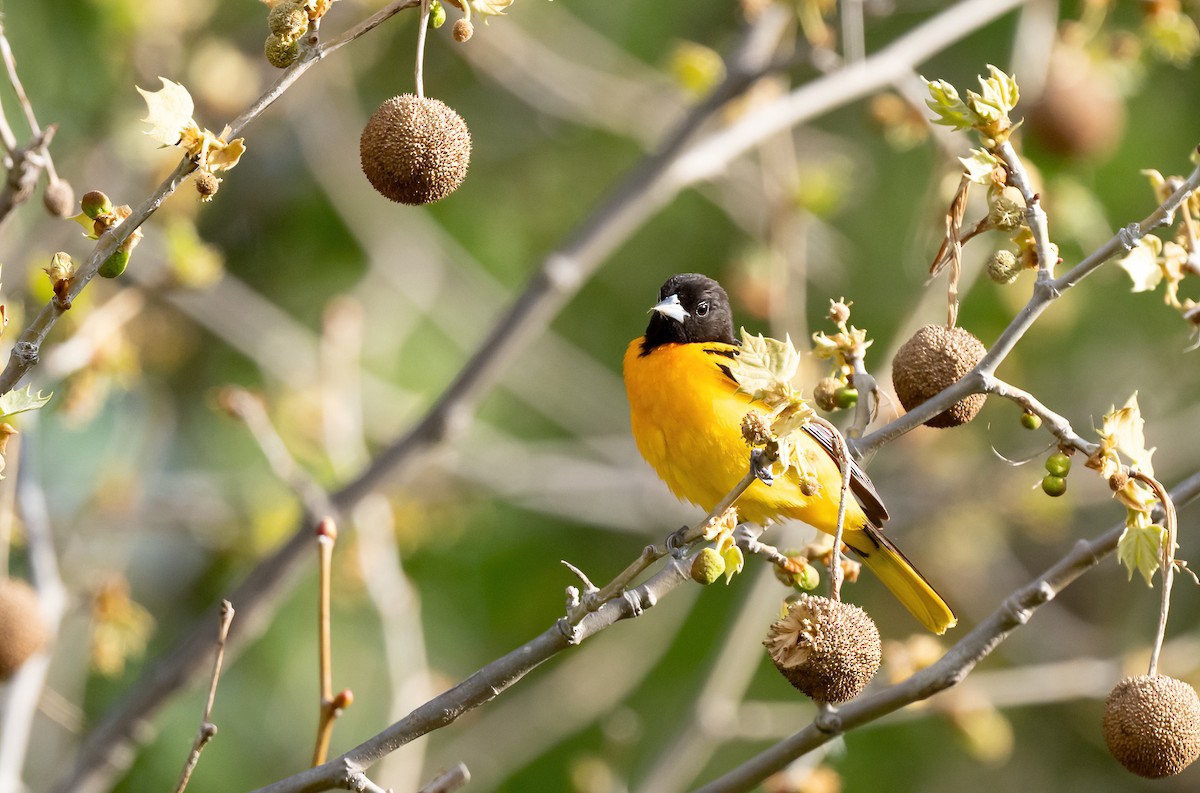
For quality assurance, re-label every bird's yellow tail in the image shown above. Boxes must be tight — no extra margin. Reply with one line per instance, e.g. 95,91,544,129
846,526,956,635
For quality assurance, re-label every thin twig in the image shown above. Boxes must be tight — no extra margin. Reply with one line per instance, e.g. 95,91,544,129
217,387,336,521
415,0,430,99
1130,472,1178,678
417,763,470,793
172,601,235,793
312,519,347,766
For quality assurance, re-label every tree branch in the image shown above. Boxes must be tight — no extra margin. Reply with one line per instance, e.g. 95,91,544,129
689,469,1200,793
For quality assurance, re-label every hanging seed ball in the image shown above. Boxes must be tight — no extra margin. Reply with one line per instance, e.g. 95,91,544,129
690,547,726,585
0,578,49,679
812,377,842,412
763,594,881,704
43,177,76,217
194,170,220,201
453,18,474,42
359,94,471,205
1103,674,1200,778
892,324,987,429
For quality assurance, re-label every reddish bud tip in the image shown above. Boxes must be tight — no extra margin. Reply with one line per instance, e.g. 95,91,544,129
316,517,338,542
333,688,354,709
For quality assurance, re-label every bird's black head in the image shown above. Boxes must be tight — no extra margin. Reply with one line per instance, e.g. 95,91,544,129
640,273,737,355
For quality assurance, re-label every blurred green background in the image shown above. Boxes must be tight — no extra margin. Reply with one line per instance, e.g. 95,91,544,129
1,0,1199,791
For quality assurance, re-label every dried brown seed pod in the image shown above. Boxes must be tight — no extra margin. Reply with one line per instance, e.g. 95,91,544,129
763,594,881,704
892,324,987,428
0,579,48,679
359,94,472,205
1103,674,1200,778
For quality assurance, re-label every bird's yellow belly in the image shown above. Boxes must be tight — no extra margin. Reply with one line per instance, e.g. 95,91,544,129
623,339,866,531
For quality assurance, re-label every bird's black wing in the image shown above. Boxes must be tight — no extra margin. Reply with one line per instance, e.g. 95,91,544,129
801,422,890,528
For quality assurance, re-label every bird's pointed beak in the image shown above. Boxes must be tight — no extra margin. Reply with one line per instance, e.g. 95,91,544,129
651,293,689,323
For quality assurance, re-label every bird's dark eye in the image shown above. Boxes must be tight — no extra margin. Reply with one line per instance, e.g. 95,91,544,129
695,300,709,317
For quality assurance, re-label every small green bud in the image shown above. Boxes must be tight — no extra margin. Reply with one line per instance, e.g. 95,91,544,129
794,561,820,591
1041,474,1067,497
813,377,842,412
429,0,446,29
1045,452,1072,477
98,249,130,279
986,249,1021,284
1020,411,1042,430
81,190,113,219
690,547,726,585
835,386,858,410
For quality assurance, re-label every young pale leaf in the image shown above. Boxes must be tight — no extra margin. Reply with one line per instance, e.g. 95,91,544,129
1115,236,1164,294
923,77,971,130
1099,392,1156,476
960,149,1001,185
730,329,801,401
0,386,52,418
1117,521,1166,586
137,77,196,148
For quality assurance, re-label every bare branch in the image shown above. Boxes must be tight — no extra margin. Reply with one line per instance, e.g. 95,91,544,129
172,601,235,793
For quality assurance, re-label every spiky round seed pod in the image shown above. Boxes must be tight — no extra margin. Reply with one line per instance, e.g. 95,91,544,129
268,0,309,40
813,377,842,412
799,475,820,497
1041,474,1067,497
690,548,726,585
360,94,471,205
43,178,76,217
892,324,987,429
986,249,1021,285
194,170,220,201
0,579,48,679
452,18,473,42
763,594,881,704
740,411,773,446
265,33,299,68
1103,674,1200,778
988,196,1024,231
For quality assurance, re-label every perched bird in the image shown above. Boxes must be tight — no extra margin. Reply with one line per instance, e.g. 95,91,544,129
623,273,956,634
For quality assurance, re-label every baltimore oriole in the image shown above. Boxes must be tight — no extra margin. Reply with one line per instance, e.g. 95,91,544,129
623,273,956,634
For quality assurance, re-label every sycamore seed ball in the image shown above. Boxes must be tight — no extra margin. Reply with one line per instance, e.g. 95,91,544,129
43,178,76,218
453,18,474,42
0,578,48,679
1103,674,1200,778
892,324,987,429
359,94,472,205
763,594,881,704
268,0,309,40
265,33,299,69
